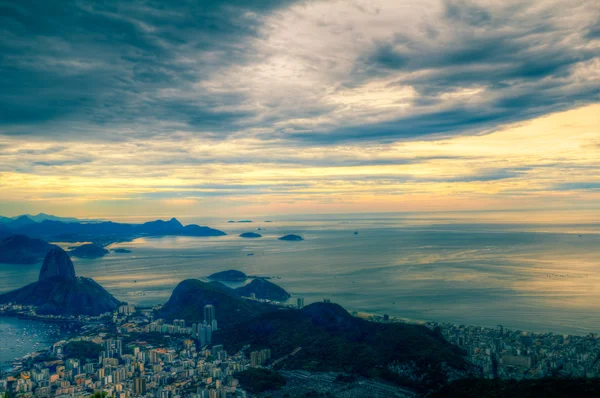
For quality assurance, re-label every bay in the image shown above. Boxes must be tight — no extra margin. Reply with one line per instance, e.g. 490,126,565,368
1,211,599,336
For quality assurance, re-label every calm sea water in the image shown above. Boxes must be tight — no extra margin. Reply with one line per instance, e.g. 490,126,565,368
1,211,599,336
0,316,72,371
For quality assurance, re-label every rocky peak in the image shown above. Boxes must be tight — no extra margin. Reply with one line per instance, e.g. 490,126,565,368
39,247,76,281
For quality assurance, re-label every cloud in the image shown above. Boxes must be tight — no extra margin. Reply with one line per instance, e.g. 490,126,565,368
0,0,302,138
554,182,600,191
0,0,598,216
1,0,597,145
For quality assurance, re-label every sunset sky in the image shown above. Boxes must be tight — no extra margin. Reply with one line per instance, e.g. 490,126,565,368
0,0,598,219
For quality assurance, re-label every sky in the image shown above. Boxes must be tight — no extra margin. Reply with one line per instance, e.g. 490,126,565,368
0,0,599,219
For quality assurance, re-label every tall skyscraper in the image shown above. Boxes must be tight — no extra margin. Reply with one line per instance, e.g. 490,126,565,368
134,377,147,395
297,297,305,309
206,325,212,344
199,325,207,346
204,304,216,324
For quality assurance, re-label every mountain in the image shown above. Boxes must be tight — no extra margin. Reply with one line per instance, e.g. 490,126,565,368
240,232,262,238
69,244,109,259
0,247,120,316
0,217,226,245
6,215,37,228
278,234,303,241
215,302,470,391
0,276,121,316
0,235,57,265
19,213,80,223
0,224,11,240
141,217,183,234
208,270,247,282
158,279,276,326
234,279,291,301
39,247,77,280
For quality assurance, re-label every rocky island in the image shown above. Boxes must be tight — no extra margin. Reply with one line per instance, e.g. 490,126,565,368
112,248,132,253
239,232,262,238
0,247,121,316
208,269,247,282
69,243,110,258
278,234,304,241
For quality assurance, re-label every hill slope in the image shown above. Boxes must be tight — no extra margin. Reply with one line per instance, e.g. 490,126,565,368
215,302,470,390
0,235,56,264
158,279,276,326
234,279,291,301
0,247,120,316
0,276,121,316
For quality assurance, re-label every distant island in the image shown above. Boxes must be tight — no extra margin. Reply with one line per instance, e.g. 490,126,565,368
208,269,247,282
278,234,304,241
0,215,226,246
69,243,110,259
112,248,132,253
228,220,253,223
240,232,262,238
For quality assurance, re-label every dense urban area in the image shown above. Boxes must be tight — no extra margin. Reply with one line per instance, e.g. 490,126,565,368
2,297,600,398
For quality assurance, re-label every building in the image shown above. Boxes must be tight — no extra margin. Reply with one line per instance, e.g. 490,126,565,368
204,305,216,324
133,377,146,396
250,349,271,367
297,297,305,309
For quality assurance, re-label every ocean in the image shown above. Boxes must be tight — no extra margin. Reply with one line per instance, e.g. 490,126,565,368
0,316,72,372
1,211,599,336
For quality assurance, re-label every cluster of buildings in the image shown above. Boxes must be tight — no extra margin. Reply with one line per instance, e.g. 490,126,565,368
142,306,218,347
428,322,600,379
0,304,263,398
249,350,271,368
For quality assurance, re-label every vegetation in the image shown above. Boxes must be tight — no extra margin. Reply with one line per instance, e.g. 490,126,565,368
158,279,275,326
233,368,286,393
0,276,121,316
68,243,109,258
0,234,55,264
215,302,468,391
63,341,103,360
234,278,291,301
431,378,600,397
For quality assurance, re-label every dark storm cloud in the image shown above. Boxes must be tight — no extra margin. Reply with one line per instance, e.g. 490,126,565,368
0,0,598,145
0,0,301,137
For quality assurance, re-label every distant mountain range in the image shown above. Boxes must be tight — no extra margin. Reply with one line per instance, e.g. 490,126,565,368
0,213,81,224
0,215,226,247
